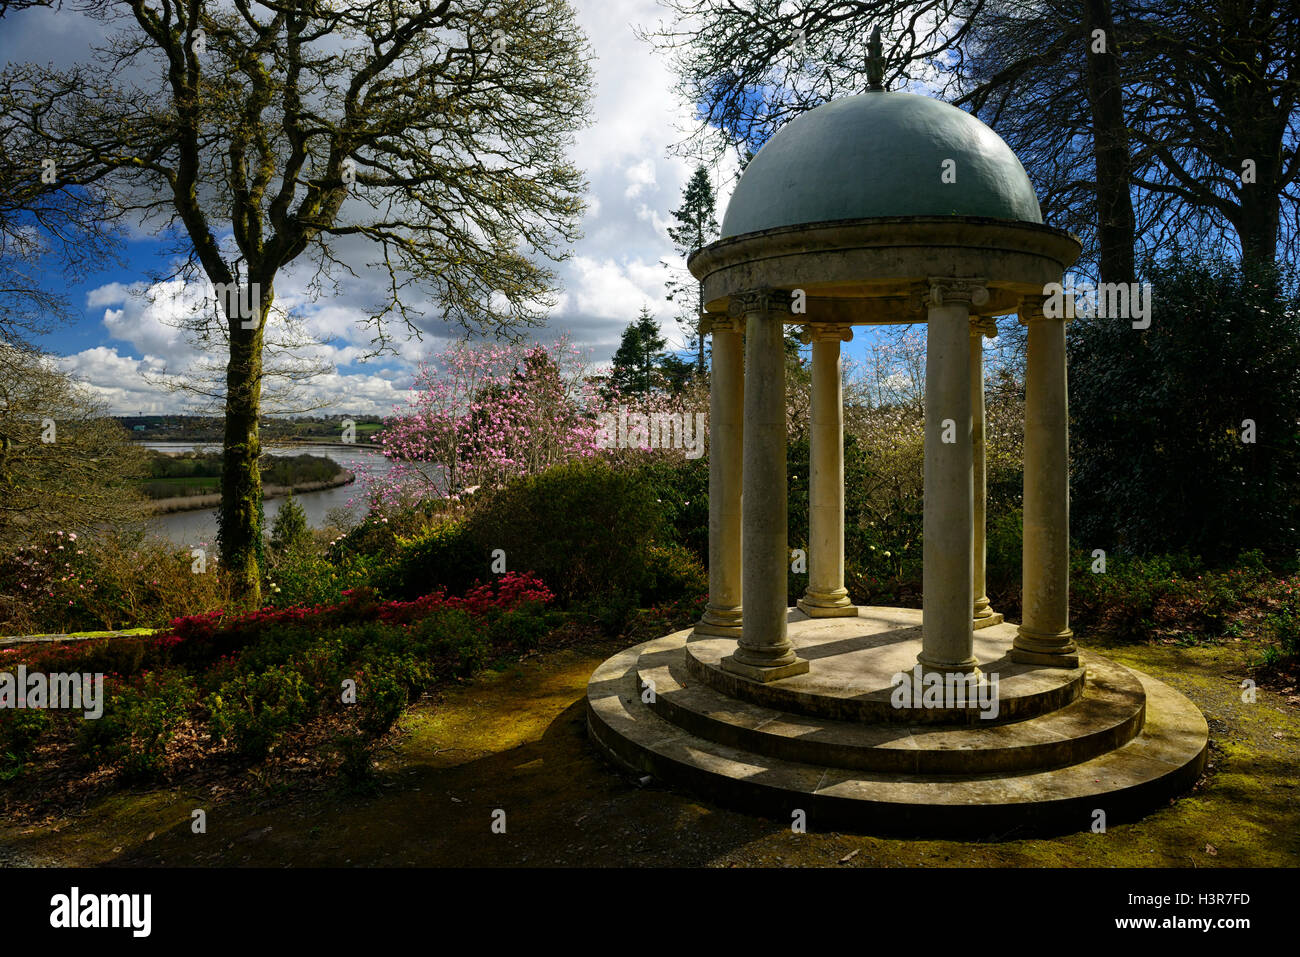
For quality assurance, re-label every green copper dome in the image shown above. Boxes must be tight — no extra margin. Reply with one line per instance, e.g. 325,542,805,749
720,91,1042,238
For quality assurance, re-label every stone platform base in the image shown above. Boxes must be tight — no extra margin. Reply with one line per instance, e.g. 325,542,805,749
586,607,1208,837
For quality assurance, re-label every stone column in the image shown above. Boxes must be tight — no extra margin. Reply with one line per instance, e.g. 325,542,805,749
798,323,857,618
1012,294,1079,667
971,317,1004,630
695,312,745,638
918,278,986,675
724,289,808,682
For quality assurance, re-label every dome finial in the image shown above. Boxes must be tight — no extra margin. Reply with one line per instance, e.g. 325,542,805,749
867,25,886,91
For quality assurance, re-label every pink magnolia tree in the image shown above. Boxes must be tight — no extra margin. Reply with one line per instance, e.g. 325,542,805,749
365,336,610,508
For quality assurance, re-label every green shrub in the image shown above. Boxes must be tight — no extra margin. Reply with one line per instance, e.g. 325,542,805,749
0,530,231,634
575,592,641,634
1071,554,1185,641
641,542,708,607
985,509,1024,617
484,605,556,651
209,664,316,760
466,459,663,606
331,732,379,788
265,550,383,608
355,668,408,737
376,519,480,599
0,709,51,778
630,457,709,561
269,493,312,556
1069,257,1300,560
407,612,491,678
1259,593,1299,670
78,670,198,780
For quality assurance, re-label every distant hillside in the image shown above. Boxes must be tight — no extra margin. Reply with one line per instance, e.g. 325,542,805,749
118,414,385,444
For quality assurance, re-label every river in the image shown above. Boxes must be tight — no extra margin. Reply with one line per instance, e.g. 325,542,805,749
138,442,393,548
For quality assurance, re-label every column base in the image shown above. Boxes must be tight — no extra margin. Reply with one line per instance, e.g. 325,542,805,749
797,591,858,618
693,606,743,639
1011,626,1079,668
973,611,1004,630
915,651,981,676
720,653,810,683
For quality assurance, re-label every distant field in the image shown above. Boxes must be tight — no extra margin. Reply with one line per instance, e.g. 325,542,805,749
135,475,221,498
134,450,346,500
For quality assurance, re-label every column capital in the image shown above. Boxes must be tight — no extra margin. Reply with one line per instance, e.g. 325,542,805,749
1018,292,1066,325
799,322,854,344
728,287,795,318
927,276,989,309
970,316,998,338
702,311,745,335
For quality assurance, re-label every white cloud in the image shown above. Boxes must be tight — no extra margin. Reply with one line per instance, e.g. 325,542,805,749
37,0,727,412
624,158,658,199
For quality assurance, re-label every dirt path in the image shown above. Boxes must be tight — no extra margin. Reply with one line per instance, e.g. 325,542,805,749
2,638,1296,867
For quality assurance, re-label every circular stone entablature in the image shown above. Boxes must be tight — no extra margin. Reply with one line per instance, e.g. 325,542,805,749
689,216,1082,322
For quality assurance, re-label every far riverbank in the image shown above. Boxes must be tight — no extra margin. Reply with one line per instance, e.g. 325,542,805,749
144,469,356,515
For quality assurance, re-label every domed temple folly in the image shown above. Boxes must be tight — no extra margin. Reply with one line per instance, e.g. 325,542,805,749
586,40,1208,835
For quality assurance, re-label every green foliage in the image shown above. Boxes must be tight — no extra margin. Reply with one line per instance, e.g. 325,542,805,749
466,458,663,605
629,456,709,560
79,671,198,781
269,493,311,556
209,664,317,760
641,542,709,608
376,519,480,599
332,732,379,788
265,549,384,608
261,454,343,487
138,451,342,500
0,709,51,778
0,530,231,634
409,612,493,679
1069,258,1300,560
356,668,409,737
1259,596,1299,670
483,606,556,652
1069,550,1272,644
985,509,1025,616
608,306,669,397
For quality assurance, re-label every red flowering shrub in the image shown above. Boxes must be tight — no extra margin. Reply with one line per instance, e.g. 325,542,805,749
0,572,554,682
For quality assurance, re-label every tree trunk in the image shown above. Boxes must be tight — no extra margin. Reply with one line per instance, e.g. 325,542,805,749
218,285,269,607
1083,0,1136,284
1234,127,1281,270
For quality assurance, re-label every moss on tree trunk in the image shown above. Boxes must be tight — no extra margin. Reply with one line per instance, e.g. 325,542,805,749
218,293,268,607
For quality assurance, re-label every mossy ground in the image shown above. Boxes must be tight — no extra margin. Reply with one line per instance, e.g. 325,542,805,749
1,633,1295,867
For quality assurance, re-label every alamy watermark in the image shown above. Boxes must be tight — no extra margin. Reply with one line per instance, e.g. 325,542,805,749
1043,280,1153,329
0,666,104,719
890,665,1000,719
596,407,706,459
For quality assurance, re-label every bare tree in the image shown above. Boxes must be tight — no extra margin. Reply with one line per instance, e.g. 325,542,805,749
3,0,594,603
1124,0,1300,270
0,66,123,347
642,0,1298,286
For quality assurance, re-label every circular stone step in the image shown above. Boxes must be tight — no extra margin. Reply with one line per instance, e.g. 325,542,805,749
635,637,1145,774
586,610,1208,837
685,608,1086,725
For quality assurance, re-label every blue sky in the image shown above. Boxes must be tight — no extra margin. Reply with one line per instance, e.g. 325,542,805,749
4,0,891,416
